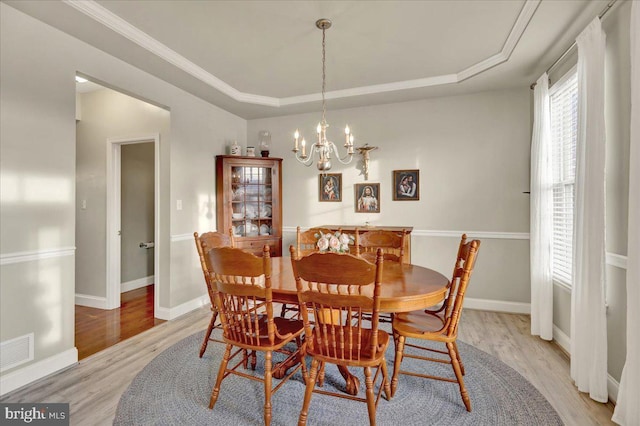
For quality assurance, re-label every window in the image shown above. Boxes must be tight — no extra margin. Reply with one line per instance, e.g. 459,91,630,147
549,69,578,288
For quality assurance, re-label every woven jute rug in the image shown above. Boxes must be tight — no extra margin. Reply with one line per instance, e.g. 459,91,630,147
115,329,563,425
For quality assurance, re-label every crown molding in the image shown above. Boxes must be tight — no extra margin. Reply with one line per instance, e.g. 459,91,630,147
63,0,540,107
457,0,540,81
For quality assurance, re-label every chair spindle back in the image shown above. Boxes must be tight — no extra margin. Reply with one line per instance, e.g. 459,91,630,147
289,246,385,362
208,245,277,347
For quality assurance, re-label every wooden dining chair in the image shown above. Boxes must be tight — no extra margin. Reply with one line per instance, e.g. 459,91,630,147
295,226,334,257
289,246,391,426
355,228,407,323
208,245,305,426
279,226,333,318
194,230,235,357
390,234,480,412
355,228,407,264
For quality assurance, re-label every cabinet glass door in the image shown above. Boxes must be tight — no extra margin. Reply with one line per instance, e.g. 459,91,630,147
230,166,273,237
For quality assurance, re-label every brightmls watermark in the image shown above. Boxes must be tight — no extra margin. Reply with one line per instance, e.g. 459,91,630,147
0,403,69,425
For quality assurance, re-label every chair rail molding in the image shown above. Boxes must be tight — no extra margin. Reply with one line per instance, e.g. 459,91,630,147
605,252,627,269
283,227,530,240
0,247,76,265
170,233,194,242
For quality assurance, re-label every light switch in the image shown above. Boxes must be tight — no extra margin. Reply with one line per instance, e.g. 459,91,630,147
81,200,87,210
176,200,183,210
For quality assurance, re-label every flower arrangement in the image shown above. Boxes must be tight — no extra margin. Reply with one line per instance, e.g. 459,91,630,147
315,230,355,254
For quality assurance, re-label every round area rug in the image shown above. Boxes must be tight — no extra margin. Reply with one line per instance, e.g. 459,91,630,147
114,330,563,425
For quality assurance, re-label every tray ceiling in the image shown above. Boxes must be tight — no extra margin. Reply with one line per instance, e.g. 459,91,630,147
6,0,611,118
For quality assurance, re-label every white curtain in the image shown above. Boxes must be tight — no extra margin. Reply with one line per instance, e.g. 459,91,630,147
570,17,608,403
530,73,554,341
612,2,640,424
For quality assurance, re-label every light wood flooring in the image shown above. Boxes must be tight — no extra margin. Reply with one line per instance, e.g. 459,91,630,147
75,285,165,359
1,307,615,425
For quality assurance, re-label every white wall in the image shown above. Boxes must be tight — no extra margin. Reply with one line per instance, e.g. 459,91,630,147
601,0,630,384
0,3,246,392
249,88,532,307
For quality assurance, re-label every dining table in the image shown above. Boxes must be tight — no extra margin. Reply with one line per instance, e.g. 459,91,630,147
266,256,450,395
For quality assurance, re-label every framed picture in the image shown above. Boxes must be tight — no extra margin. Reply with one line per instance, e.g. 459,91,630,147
393,170,420,201
319,173,342,202
355,183,380,213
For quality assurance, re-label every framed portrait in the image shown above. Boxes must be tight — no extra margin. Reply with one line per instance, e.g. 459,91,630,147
393,170,420,201
355,183,380,213
319,173,342,202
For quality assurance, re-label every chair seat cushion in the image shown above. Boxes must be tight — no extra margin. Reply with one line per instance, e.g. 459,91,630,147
392,310,450,340
307,327,390,364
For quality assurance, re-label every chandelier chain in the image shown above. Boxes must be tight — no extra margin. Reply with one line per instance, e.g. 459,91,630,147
321,26,326,126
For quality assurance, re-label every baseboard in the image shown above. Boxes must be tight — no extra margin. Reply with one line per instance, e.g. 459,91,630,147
154,306,170,321
121,275,154,293
464,298,530,314
608,374,619,403
552,325,620,404
552,325,571,353
0,348,78,396
75,293,107,309
156,294,209,321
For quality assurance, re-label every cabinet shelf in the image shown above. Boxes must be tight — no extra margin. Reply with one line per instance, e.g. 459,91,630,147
216,155,282,257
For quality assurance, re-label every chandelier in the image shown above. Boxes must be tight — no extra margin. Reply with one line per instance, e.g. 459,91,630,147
292,19,354,171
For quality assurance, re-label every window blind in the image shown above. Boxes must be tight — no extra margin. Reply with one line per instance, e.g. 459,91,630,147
549,70,578,288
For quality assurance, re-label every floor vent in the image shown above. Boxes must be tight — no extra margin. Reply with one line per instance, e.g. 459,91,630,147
1,333,34,372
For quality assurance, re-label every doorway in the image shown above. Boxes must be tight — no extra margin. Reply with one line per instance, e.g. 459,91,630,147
106,135,161,312
74,79,168,359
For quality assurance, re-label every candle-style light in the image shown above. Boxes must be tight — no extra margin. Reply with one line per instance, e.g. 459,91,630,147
291,19,355,172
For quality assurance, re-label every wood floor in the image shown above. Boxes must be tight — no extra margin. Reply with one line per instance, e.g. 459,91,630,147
75,285,165,359
2,307,615,425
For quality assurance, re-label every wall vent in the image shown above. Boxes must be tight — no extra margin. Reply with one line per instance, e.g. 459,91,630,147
1,333,34,372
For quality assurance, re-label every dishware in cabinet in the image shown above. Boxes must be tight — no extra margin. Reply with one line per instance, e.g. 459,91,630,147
216,155,282,256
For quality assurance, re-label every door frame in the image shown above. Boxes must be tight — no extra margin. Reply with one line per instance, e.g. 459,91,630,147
106,134,160,316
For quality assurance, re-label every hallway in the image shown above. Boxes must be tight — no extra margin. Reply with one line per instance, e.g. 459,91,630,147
75,285,165,359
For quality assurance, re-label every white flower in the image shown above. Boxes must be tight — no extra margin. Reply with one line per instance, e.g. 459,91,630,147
329,236,340,251
317,236,329,251
316,231,352,253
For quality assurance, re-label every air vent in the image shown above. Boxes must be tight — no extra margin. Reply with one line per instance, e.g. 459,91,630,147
1,333,34,372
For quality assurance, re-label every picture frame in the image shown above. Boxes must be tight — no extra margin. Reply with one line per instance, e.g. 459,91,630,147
393,170,419,201
355,183,380,213
319,173,342,202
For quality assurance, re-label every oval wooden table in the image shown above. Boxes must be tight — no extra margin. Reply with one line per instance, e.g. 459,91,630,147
269,256,449,311
267,256,450,394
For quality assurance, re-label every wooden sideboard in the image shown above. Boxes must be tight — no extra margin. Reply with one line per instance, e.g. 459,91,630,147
321,225,413,264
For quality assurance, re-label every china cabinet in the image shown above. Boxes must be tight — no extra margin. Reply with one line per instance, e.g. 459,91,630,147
216,155,282,256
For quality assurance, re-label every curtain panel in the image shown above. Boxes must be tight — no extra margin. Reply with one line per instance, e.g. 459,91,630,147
612,2,640,424
530,73,554,341
570,17,608,403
